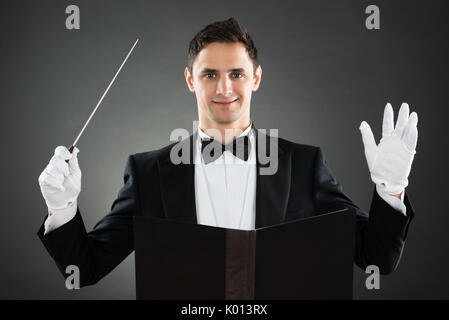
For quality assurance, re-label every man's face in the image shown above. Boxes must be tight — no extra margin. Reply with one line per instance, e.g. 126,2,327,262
185,42,262,127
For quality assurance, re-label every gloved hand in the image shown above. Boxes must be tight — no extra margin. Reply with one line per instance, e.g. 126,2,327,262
359,103,418,195
38,146,81,211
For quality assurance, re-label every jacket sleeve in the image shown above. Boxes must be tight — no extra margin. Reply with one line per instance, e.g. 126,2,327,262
313,147,415,275
37,155,141,287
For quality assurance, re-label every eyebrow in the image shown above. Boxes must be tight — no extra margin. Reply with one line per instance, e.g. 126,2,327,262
200,68,246,74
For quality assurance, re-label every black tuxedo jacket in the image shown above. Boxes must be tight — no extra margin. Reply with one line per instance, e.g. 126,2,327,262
38,129,415,287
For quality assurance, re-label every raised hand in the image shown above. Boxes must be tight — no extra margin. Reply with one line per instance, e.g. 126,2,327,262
38,146,81,211
359,103,418,196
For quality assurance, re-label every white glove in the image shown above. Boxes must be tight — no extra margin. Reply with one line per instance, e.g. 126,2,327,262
359,103,418,195
38,146,81,211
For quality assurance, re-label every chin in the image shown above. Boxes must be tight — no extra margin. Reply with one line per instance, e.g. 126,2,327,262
207,107,240,124
211,115,239,125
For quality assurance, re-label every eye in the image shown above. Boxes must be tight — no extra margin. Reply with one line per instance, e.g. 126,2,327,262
232,73,243,79
204,73,215,79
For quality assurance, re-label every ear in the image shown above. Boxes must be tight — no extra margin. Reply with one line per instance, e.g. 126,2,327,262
252,65,262,91
184,67,195,93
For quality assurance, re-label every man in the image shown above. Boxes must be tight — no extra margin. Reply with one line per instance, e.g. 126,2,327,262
38,18,418,288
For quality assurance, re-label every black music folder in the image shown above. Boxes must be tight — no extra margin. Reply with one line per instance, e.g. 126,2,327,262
134,208,355,300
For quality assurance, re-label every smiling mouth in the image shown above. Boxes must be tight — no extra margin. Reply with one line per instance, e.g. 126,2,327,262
212,98,238,106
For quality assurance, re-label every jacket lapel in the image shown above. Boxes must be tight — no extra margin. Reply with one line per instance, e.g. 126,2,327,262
158,132,197,224
254,128,291,228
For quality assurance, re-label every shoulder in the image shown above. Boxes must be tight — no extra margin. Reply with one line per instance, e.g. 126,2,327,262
277,136,319,155
255,129,319,153
278,137,322,168
274,137,332,177
134,142,176,161
130,143,176,168
255,129,323,167
125,130,195,168
126,140,178,171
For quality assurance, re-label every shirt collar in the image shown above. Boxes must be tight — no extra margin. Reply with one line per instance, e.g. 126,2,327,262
198,121,254,141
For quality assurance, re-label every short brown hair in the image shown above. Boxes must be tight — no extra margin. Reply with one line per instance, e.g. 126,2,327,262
187,17,259,75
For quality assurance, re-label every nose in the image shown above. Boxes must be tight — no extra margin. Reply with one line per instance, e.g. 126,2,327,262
216,76,233,96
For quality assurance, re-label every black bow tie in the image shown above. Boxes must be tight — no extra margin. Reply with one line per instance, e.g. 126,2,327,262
201,135,251,164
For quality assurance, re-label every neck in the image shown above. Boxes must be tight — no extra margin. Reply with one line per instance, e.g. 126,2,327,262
199,119,251,145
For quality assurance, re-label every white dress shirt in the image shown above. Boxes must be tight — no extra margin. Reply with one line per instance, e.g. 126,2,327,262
194,123,257,230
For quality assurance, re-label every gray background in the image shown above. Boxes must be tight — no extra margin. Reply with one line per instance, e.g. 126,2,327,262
1,0,448,299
